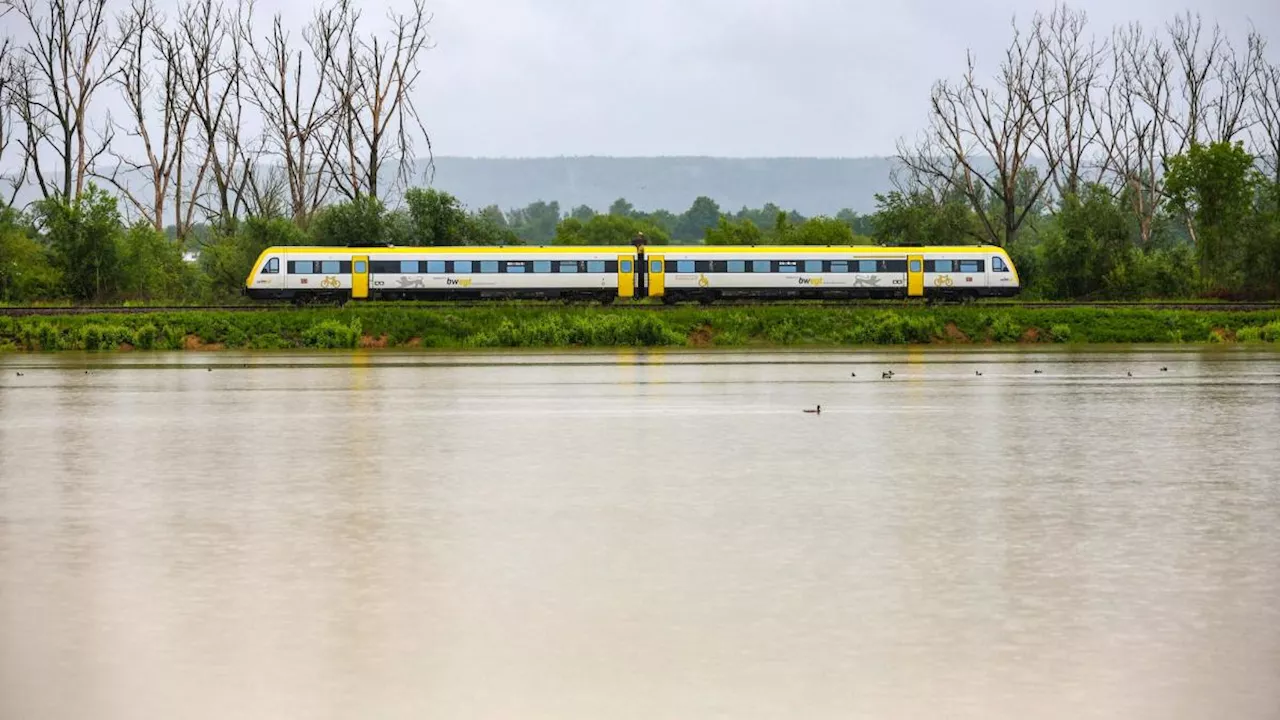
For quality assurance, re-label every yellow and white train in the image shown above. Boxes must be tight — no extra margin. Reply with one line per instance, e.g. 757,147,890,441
245,244,1020,303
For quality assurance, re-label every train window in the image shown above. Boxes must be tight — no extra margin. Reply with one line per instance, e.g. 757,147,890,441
934,259,953,273
909,259,921,273
620,260,632,273
425,260,444,273
727,260,745,273
480,261,499,273
648,259,660,273
319,260,339,274
559,261,578,273
959,260,981,273
695,260,712,272
676,260,695,273
884,260,908,272
751,260,769,273
858,260,877,273
606,261,620,272
354,260,367,273
291,260,314,274
454,260,473,273
778,260,797,272
831,261,849,273
263,257,279,274
993,257,1009,272
804,260,823,273
507,262,526,273
534,260,551,273
370,261,398,273
588,261,606,273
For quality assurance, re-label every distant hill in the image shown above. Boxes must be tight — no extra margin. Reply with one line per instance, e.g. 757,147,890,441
419,157,899,216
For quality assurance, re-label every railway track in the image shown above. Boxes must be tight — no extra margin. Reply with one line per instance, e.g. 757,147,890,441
4,300,1280,316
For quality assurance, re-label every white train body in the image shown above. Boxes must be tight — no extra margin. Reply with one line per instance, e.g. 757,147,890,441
246,244,1019,302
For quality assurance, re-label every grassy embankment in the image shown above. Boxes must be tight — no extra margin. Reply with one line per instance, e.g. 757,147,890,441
2,305,1280,352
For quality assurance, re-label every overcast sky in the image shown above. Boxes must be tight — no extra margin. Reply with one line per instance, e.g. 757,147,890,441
316,0,1280,158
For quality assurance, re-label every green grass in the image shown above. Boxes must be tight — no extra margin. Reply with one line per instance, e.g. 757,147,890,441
2,305,1280,352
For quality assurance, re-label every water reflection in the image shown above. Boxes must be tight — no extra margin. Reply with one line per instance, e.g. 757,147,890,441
1,348,1278,720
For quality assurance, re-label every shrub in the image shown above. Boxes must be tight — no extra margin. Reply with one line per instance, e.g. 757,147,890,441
132,323,159,350
1049,324,1072,342
988,314,1022,342
301,318,362,349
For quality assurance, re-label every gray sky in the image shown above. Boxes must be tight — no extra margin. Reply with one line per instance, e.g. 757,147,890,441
351,0,1278,157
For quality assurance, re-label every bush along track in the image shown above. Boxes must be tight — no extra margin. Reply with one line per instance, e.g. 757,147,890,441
2,306,1280,352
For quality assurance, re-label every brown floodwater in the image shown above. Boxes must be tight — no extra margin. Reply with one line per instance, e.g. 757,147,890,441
1,347,1279,720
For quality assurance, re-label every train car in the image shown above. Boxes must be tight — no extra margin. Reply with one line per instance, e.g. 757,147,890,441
652,245,1019,303
245,246,639,303
245,244,1019,303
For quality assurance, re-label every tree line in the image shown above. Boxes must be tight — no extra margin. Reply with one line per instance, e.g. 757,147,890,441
892,4,1280,298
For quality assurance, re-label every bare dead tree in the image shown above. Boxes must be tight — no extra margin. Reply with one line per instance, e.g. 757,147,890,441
176,0,261,229
1257,68,1280,189
897,19,1058,247
241,0,343,227
3,0,126,201
321,0,433,201
1092,23,1166,247
0,36,31,206
98,0,209,236
1027,3,1105,199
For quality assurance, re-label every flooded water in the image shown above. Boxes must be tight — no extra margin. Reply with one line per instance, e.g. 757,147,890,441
1,347,1279,720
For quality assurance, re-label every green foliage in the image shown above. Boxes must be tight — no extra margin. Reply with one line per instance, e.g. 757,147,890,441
674,196,722,242
5,306,1275,354
704,217,765,245
506,200,561,244
553,214,670,246
1164,141,1261,290
200,216,306,298
309,195,389,246
782,216,869,245
404,188,469,245
0,206,62,302
301,318,363,349
871,191,977,246
36,185,125,302
118,223,197,302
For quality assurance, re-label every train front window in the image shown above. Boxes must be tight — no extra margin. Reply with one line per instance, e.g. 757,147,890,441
262,257,279,274
993,257,1008,272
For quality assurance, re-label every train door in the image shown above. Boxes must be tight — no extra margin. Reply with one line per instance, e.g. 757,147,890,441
617,254,634,298
648,255,665,297
352,255,369,299
907,254,924,297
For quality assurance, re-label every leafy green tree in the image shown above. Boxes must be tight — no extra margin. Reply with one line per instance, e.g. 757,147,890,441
404,188,469,245
704,217,765,245
674,196,721,241
553,214,669,246
784,216,867,245
608,198,635,217
0,207,62,302
200,216,306,297
506,200,561,244
118,222,198,301
871,191,979,246
35,185,126,302
836,209,876,236
309,194,388,246
1165,141,1260,290
570,204,597,222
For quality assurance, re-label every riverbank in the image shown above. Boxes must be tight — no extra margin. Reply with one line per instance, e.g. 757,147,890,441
2,305,1280,352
